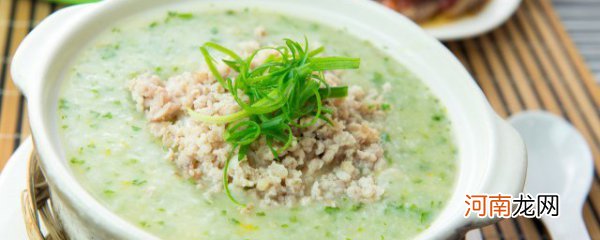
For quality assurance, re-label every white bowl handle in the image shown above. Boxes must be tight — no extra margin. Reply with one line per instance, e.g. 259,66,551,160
11,5,88,97
468,115,528,227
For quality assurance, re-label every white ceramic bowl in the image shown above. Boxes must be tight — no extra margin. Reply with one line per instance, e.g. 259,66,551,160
11,0,527,239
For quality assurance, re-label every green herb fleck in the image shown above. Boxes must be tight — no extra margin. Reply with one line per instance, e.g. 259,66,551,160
126,158,139,165
280,224,289,228
372,72,384,85
166,11,193,21
351,203,364,211
256,211,265,217
102,112,113,119
229,218,240,225
131,126,141,132
324,206,340,214
103,189,115,196
132,179,147,186
384,150,393,165
381,133,391,142
100,44,120,60
139,221,149,228
69,157,85,165
90,110,101,118
409,204,419,211
381,103,391,111
58,98,69,110
432,114,444,122
420,211,432,223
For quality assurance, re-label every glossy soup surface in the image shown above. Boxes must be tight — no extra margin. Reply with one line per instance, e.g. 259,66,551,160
58,5,457,240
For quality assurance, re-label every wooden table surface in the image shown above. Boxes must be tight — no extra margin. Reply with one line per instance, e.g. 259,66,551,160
1,0,599,239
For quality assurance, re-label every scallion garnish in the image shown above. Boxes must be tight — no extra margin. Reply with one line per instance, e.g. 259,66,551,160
189,38,360,206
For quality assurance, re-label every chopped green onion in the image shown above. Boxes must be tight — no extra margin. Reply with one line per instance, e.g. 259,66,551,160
189,38,360,205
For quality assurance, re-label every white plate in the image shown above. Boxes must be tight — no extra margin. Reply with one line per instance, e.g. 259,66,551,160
424,0,522,41
0,138,33,239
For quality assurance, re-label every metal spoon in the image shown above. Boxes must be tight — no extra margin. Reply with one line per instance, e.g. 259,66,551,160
509,110,593,240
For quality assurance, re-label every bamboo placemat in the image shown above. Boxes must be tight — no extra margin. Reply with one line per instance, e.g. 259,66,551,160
0,0,599,239
446,0,600,239
554,0,600,82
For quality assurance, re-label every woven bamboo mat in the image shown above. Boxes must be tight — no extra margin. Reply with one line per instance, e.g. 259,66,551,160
1,0,599,239
554,0,600,82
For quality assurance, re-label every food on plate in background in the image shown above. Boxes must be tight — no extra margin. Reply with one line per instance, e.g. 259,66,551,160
381,0,489,23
